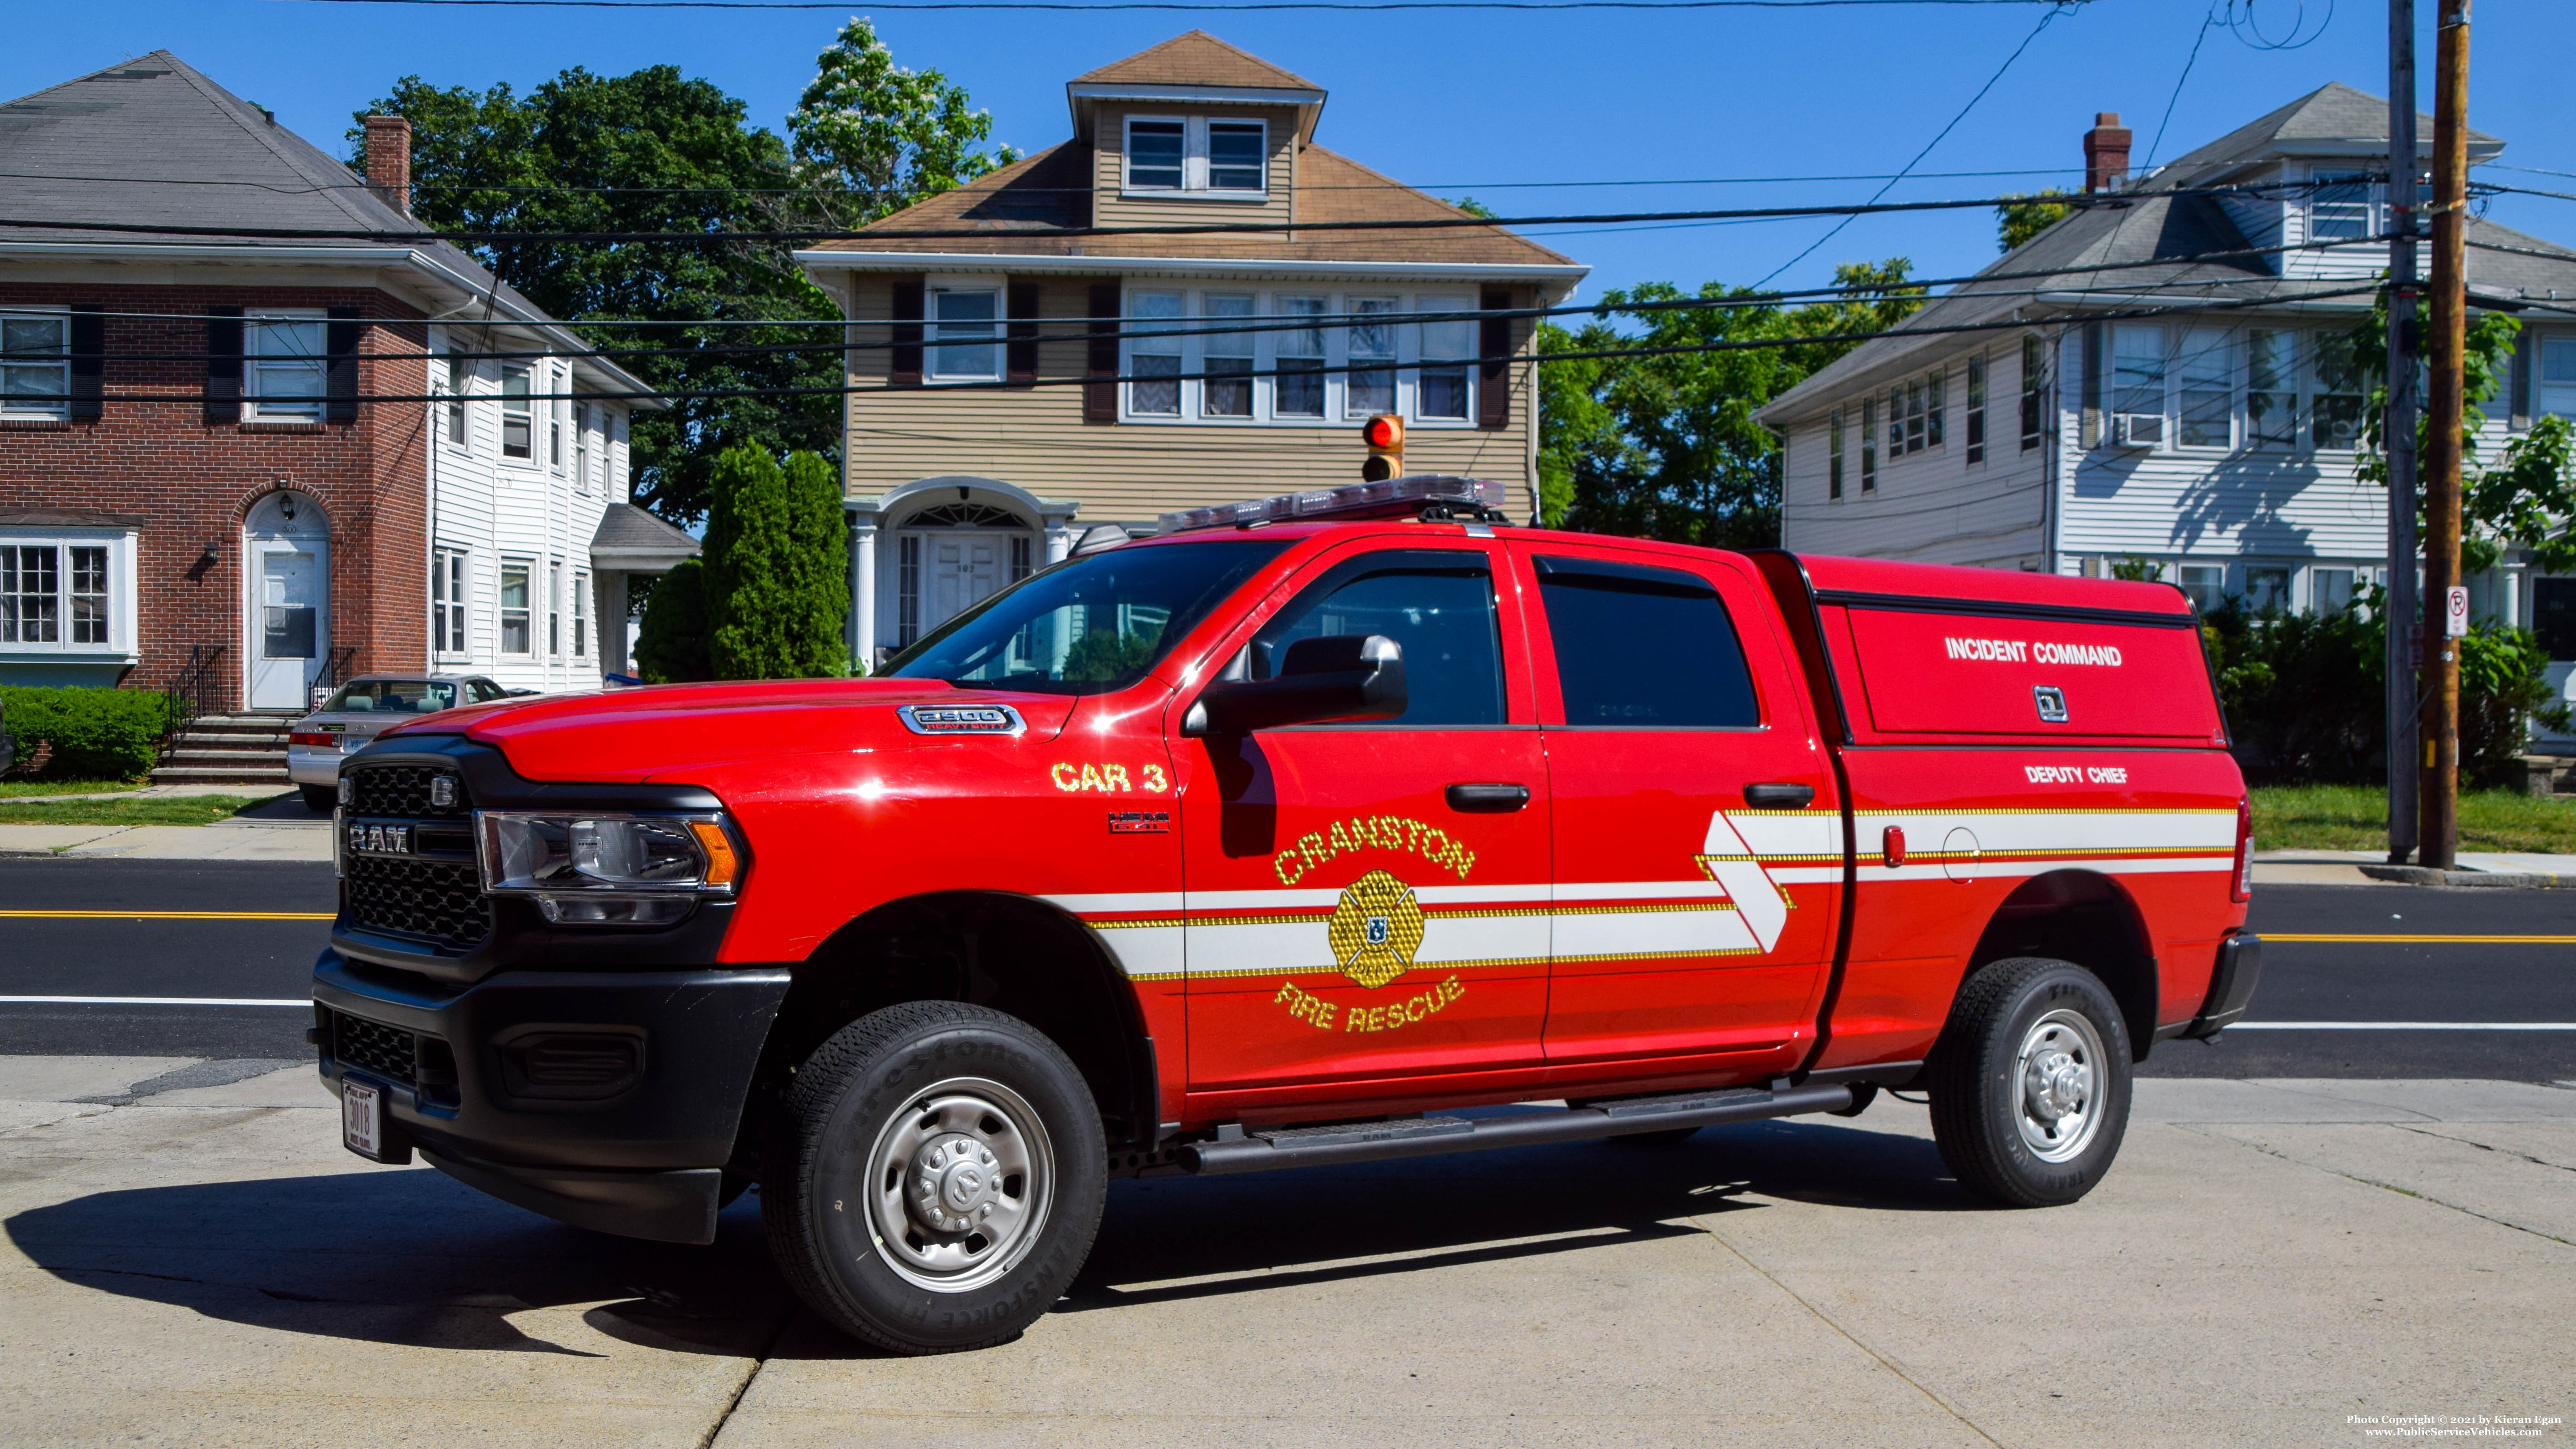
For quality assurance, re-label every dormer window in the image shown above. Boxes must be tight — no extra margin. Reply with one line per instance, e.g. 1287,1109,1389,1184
2308,168,2379,240
1123,116,1268,197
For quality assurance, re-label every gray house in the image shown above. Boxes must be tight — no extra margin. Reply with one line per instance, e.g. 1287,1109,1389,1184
1759,85,2576,732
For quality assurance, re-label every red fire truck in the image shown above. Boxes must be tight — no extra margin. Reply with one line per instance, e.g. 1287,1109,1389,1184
315,475,2259,1355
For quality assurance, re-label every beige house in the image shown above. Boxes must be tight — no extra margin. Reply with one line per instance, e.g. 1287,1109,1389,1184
795,31,1587,661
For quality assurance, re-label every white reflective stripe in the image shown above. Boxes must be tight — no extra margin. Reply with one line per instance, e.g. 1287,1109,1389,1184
1699,811,1789,952
1553,905,1759,961
1727,812,1840,858
1185,911,1549,979
1770,865,1844,884
1553,879,1731,903
1042,892,1185,915
1092,923,1185,980
1855,809,2235,853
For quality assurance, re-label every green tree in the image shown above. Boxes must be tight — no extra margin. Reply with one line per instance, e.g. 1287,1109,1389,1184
703,447,849,679
2347,294,2576,573
1537,260,1924,543
788,18,1017,228
633,558,713,683
1994,189,2075,252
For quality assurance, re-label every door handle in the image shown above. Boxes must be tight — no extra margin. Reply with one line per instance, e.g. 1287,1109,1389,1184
1743,782,1816,808
1445,782,1532,813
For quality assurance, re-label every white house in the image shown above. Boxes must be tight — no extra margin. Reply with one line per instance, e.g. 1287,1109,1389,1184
1760,85,2576,734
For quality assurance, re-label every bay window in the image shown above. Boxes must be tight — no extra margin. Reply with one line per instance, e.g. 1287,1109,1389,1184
1118,288,1485,426
0,530,133,657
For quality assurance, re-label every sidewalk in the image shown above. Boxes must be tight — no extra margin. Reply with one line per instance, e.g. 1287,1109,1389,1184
2251,847,2576,887
0,1058,2566,1446
0,791,331,861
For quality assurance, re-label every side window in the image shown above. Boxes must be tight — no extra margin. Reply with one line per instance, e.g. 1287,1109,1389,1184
1533,555,1758,728
1253,549,1505,726
470,678,509,703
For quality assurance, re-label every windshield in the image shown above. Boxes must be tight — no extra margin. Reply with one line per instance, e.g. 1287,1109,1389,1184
322,679,458,715
885,539,1287,695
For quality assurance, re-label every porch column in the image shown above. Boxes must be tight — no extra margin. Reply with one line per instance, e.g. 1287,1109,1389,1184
851,522,878,673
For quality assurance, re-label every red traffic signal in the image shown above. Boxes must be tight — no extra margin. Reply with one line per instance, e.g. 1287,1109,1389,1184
1360,413,1405,481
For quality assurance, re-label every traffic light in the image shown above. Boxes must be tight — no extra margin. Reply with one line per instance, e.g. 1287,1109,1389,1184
1359,414,1404,482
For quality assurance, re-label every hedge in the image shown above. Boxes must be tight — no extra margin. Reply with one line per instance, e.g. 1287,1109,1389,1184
0,686,178,781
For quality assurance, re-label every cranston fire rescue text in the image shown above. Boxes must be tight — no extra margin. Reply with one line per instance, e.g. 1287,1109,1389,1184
311,474,2260,1355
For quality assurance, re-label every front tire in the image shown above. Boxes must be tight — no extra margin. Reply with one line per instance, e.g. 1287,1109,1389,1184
763,1001,1105,1355
1926,957,2132,1207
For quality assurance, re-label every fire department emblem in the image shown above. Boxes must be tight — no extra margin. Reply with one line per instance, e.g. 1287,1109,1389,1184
1328,869,1425,989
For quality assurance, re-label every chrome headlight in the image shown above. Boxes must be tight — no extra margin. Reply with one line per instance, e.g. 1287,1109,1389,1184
475,812,743,927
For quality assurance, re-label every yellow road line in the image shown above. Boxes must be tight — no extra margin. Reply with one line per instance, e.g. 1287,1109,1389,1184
0,910,333,921
2263,933,2576,945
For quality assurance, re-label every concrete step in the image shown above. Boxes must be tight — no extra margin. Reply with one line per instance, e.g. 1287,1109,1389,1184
168,732,293,748
159,748,289,766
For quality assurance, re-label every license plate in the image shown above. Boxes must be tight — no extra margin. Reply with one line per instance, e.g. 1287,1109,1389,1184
341,1078,386,1158
346,822,411,855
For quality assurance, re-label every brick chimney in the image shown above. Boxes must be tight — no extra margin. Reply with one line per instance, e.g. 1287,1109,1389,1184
2083,112,2132,194
362,114,412,216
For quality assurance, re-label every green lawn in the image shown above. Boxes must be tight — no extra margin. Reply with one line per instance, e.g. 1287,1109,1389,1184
0,778,146,799
0,795,264,827
2251,785,2576,854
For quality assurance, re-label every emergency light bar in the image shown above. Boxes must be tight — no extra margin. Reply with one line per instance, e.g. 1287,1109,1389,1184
1156,475,1507,535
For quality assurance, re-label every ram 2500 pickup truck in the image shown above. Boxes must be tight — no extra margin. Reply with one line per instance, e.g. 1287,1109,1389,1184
314,475,2260,1355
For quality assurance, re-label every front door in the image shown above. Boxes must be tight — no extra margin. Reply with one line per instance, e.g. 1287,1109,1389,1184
925,534,1004,636
1514,544,1841,1078
1179,541,1552,1114
249,544,326,710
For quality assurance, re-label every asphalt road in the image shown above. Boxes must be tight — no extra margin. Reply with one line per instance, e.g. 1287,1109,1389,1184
0,864,2568,1077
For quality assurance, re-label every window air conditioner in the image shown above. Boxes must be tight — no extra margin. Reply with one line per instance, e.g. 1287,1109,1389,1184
2112,413,2164,448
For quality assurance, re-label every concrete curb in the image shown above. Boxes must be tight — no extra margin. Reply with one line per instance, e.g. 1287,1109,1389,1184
2357,863,2571,889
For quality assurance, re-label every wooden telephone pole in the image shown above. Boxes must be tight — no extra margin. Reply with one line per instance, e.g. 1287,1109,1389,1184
2384,0,2419,863
2419,0,2471,868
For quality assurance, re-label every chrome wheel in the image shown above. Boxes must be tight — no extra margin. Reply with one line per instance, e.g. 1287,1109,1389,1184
2014,1008,2106,1163
865,1077,1054,1293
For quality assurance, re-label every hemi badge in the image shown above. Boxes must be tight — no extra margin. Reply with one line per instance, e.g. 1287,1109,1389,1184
1108,811,1171,834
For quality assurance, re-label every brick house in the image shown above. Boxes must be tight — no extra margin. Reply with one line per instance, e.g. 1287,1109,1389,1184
795,32,1588,662
0,51,683,719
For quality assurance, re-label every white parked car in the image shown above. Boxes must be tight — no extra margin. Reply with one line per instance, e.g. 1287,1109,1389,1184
288,675,525,811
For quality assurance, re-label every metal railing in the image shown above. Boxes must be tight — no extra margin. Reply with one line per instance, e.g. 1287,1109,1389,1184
313,646,359,699
162,644,226,735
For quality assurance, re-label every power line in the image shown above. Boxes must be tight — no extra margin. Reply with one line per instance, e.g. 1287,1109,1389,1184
0,178,2348,247
71,285,2380,406
1752,0,2078,287
269,0,2093,10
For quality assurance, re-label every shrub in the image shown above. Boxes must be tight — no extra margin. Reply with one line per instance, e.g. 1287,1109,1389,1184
2459,623,2573,786
704,446,850,680
0,686,176,780
633,558,713,684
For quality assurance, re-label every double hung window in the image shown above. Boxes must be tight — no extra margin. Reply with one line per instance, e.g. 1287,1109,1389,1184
499,366,533,458
1201,295,1255,417
1275,296,1327,418
927,287,999,381
499,563,532,654
1128,292,1184,416
0,312,70,419
1207,122,1266,192
1964,354,1986,465
1346,298,1398,417
1828,409,1844,499
2179,565,2225,614
549,376,565,467
1859,399,1879,492
1416,298,1472,422
245,315,326,420
432,549,467,655
2311,567,2358,615
548,562,564,656
1123,117,1267,196
2111,325,2168,446
443,355,468,447
2540,337,2576,420
2020,335,2049,451
572,569,591,656
1126,120,1185,190
573,405,593,493
2177,327,2235,448
2310,170,2377,241
2247,330,2297,447
2311,332,2368,449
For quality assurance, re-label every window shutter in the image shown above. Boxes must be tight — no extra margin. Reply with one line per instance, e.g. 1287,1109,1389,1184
204,306,243,424
2509,331,2531,432
1084,281,1121,423
890,279,924,384
1007,280,1040,384
326,306,361,423
1477,286,1513,430
68,304,104,423
2079,320,2102,449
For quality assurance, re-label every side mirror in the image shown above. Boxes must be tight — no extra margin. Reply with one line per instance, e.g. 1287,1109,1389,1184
1183,634,1407,737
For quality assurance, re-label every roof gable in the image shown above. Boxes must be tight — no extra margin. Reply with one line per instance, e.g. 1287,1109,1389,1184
1070,31,1319,92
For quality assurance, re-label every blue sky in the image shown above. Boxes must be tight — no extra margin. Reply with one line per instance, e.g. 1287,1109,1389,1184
10,0,2574,304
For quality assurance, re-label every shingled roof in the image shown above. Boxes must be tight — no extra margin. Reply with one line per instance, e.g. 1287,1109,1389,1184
2158,81,2501,187
1069,31,1320,92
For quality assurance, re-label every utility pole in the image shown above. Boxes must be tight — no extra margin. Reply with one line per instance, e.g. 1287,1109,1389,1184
2384,0,2420,864
2420,0,2471,868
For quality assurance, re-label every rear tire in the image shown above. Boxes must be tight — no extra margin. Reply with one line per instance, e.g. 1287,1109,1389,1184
763,1001,1106,1355
1926,956,2132,1208
299,784,336,813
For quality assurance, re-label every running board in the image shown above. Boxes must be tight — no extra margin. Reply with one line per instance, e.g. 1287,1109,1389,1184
1179,1080,1858,1176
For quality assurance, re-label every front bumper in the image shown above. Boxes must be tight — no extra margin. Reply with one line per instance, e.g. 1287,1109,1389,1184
312,950,789,1244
